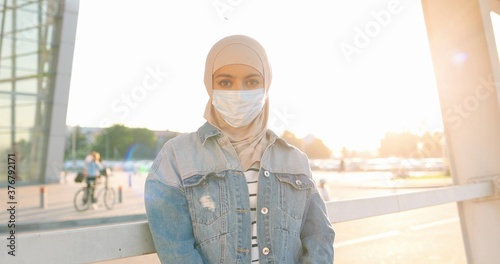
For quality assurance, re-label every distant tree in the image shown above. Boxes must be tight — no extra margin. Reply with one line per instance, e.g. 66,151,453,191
379,131,419,158
416,131,444,158
281,130,305,151
280,131,332,159
92,124,157,160
64,126,91,159
378,131,444,158
129,127,158,159
304,137,332,159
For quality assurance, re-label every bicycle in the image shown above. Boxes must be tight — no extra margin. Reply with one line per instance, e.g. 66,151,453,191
73,168,116,212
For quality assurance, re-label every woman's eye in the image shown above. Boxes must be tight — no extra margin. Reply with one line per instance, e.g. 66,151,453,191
218,80,232,87
247,79,260,86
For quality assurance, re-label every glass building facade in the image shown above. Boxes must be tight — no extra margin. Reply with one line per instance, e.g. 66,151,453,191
0,0,79,184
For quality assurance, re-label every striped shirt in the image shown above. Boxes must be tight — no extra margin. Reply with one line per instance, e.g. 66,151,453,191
245,168,260,263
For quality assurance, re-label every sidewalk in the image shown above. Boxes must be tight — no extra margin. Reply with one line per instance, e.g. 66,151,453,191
1,171,148,234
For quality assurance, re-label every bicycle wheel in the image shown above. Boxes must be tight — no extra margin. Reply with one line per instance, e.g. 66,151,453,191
103,187,116,210
74,188,90,212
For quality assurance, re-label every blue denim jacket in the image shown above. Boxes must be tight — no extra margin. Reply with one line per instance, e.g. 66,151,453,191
145,122,335,263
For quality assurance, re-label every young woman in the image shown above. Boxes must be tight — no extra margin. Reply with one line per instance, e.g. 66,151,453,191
145,35,335,263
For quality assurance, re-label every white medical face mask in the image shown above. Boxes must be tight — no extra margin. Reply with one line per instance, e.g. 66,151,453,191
212,88,266,128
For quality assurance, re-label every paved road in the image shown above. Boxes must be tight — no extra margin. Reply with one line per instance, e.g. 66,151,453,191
330,189,465,263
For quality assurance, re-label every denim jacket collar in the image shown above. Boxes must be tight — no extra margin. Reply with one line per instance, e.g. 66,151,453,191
197,122,291,149
198,122,222,145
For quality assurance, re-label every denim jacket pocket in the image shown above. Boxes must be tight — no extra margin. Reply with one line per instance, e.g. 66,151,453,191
183,172,229,225
275,173,315,220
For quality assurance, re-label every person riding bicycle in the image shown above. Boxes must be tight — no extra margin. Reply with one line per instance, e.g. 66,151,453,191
83,151,104,204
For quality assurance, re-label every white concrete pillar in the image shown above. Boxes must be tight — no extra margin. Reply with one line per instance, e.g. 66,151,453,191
44,0,80,182
421,0,500,263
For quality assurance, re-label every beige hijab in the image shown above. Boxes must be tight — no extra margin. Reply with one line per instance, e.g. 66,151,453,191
203,35,272,171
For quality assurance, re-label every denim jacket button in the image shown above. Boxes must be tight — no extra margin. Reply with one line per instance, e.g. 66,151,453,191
264,171,270,177
295,179,302,186
261,207,269,215
262,247,270,255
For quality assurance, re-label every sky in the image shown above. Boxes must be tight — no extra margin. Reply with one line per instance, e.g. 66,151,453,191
66,0,468,154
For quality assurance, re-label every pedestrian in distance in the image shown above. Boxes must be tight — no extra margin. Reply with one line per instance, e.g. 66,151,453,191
319,178,331,202
339,159,345,173
84,151,103,204
144,35,335,263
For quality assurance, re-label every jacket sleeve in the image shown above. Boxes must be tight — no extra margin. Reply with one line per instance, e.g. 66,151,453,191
145,179,204,263
299,190,335,263
144,146,204,264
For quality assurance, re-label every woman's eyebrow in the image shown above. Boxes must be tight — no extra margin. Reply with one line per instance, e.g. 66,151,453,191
214,73,234,78
245,73,262,79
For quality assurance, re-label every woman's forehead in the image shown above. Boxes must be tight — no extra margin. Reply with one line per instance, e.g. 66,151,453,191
212,44,264,76
213,64,263,78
